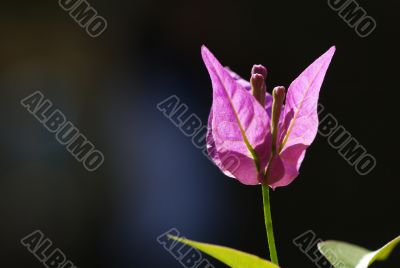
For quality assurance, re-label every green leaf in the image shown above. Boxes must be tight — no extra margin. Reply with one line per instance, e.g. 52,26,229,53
318,235,400,268
169,236,279,268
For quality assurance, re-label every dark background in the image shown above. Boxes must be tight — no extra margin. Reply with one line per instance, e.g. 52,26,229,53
1,0,399,267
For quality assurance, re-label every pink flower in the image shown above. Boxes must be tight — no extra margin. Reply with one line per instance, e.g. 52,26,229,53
203,45,335,188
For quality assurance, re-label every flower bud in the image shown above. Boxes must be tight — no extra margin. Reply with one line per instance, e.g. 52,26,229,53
271,86,286,154
250,65,268,106
252,65,268,79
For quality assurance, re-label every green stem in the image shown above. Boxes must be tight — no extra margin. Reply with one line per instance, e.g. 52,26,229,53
262,184,279,265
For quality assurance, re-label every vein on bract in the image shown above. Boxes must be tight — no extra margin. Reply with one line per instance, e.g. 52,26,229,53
279,62,328,153
208,54,261,172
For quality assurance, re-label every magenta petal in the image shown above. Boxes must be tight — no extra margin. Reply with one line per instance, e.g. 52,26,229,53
206,110,235,178
268,144,307,189
266,155,284,188
207,115,268,185
280,46,336,149
208,112,270,185
202,46,271,185
270,46,335,188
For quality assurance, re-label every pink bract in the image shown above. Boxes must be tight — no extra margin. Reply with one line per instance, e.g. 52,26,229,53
203,46,335,188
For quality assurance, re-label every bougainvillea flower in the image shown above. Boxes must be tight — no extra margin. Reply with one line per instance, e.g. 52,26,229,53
203,45,335,188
